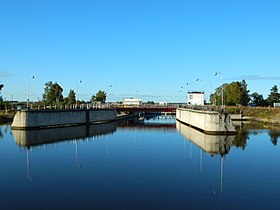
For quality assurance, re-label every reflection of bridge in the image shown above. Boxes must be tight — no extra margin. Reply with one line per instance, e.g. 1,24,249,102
115,106,177,113
117,123,176,131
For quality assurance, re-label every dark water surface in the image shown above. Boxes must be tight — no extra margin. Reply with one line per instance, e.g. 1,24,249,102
1,116,280,210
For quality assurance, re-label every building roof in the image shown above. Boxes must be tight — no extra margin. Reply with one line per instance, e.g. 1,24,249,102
188,91,205,94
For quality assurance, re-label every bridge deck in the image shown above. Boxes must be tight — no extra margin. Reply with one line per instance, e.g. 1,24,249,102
115,106,177,113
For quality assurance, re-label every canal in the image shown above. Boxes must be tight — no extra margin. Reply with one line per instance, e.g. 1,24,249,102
0,115,280,209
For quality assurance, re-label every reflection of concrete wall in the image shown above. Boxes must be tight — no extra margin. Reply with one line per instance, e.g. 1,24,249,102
176,108,236,134
176,121,235,155
11,109,117,129
12,122,116,147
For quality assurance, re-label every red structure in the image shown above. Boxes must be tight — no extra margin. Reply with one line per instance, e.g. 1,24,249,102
115,106,177,113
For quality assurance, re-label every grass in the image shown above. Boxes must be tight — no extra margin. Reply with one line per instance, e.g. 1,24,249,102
226,106,280,124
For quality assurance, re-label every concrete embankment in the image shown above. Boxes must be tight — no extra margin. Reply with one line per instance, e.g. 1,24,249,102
176,108,236,135
11,109,117,130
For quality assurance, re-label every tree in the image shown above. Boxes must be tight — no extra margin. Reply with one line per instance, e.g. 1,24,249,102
210,84,225,105
240,80,250,106
65,89,76,105
42,81,63,105
91,90,106,103
210,80,250,106
223,82,242,106
0,83,4,101
266,85,280,106
250,92,267,106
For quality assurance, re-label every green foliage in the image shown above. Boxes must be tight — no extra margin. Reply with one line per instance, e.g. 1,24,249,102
64,89,76,105
0,83,4,101
224,82,242,106
250,92,268,106
266,85,280,106
211,80,250,106
42,81,63,105
240,80,250,106
91,90,106,103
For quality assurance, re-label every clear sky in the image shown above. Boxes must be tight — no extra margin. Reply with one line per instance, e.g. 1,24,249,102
0,0,280,103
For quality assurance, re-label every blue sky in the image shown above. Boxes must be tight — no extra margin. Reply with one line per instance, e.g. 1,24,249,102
0,0,280,102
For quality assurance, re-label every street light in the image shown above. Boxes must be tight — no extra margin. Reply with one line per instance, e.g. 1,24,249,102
214,72,224,110
27,76,35,110
107,84,112,101
180,86,185,104
76,80,82,108
186,83,191,106
196,79,204,105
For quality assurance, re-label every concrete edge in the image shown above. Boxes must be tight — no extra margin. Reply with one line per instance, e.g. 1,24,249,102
11,119,116,130
176,119,237,135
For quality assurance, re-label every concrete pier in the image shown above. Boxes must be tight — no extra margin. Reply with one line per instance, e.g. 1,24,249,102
176,108,237,135
11,109,117,130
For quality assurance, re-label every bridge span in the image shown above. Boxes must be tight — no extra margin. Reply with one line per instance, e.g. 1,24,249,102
115,106,177,113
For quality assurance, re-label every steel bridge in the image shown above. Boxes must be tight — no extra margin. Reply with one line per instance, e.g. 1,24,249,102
115,106,177,113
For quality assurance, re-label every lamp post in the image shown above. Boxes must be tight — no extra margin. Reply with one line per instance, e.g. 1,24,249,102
196,79,204,106
76,80,82,108
107,84,112,107
186,83,191,106
180,86,185,104
27,76,35,110
214,72,224,110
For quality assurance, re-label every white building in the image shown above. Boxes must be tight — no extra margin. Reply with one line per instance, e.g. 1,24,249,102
274,102,280,107
123,98,142,107
187,91,205,105
159,102,168,106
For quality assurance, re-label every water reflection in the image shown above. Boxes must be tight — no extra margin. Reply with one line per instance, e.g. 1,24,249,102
176,121,235,155
12,122,117,148
176,121,236,193
117,115,176,131
11,122,117,182
269,129,280,145
2,117,280,209
233,122,280,149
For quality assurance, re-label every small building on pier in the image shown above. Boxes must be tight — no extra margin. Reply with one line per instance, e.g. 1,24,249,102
123,98,142,107
187,91,205,106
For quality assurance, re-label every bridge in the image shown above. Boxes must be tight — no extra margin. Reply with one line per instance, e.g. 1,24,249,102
115,106,177,113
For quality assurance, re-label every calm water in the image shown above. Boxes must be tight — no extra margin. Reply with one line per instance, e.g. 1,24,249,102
1,116,280,210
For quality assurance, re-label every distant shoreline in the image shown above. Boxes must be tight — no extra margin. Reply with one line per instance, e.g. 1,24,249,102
226,106,280,126
0,114,14,123
1,107,280,127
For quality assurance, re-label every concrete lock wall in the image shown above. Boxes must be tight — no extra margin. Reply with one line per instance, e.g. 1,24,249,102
11,109,117,130
176,108,236,134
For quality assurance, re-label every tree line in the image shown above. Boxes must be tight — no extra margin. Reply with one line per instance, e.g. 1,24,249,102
0,81,107,109
0,80,280,109
41,81,107,106
210,80,280,106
